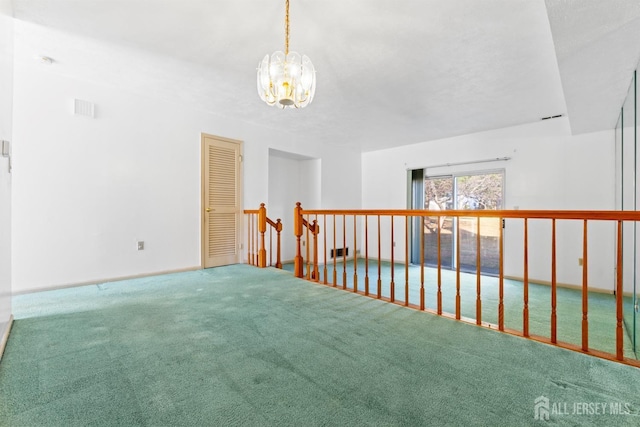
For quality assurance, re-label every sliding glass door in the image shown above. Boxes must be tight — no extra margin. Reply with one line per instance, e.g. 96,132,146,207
424,176,454,269
422,171,503,275
455,173,503,274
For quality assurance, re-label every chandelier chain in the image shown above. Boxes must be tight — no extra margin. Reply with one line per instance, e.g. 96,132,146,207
285,0,290,55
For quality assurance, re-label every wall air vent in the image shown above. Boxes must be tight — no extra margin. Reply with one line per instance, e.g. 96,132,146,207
541,114,563,121
74,99,95,118
331,247,349,258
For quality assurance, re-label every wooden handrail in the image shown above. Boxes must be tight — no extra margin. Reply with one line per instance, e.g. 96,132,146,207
294,208,640,221
243,203,282,269
286,203,640,369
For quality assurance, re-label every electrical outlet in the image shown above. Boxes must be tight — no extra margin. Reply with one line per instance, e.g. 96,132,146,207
578,257,583,266
137,241,145,251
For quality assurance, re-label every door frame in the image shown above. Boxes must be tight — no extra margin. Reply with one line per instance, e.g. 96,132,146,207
200,133,244,268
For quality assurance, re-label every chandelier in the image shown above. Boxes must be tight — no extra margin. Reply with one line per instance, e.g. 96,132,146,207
257,0,316,109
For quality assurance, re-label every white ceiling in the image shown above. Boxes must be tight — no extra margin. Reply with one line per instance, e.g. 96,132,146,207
10,0,640,152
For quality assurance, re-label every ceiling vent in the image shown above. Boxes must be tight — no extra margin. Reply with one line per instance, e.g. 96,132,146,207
541,114,563,121
73,99,95,118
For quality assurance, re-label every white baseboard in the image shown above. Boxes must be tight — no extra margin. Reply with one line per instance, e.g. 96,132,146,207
502,275,615,295
13,266,202,295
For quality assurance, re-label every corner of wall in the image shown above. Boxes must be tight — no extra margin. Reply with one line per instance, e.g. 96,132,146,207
0,0,14,339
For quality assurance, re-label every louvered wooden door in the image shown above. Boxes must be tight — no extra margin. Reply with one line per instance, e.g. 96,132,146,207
202,135,242,268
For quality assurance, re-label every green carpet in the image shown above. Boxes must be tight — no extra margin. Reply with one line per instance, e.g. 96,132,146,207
288,260,637,358
1,264,640,426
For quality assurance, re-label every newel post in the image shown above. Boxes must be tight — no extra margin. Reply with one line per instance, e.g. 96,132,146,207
258,203,267,268
294,202,304,277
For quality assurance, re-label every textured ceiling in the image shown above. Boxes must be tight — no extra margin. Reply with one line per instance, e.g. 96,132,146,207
545,0,640,134
10,0,640,152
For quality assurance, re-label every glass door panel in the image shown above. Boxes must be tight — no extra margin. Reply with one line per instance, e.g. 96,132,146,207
621,71,636,357
455,173,503,275
424,176,453,269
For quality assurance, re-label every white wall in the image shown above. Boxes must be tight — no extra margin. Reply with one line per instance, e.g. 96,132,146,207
362,118,618,291
268,154,298,262
11,28,362,293
0,0,13,345
268,151,321,262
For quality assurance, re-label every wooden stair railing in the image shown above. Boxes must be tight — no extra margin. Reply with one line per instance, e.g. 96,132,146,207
290,202,640,369
243,203,282,268
265,215,283,269
294,202,320,280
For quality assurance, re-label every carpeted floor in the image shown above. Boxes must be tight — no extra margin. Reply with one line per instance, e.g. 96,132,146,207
1,264,639,426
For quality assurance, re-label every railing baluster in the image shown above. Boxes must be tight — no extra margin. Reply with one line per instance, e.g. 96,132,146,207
254,214,259,266
377,215,382,299
323,214,328,285
438,213,442,315
524,218,529,337
582,220,588,351
616,220,624,360
246,213,251,265
365,215,370,296
333,215,337,287
313,216,319,282
353,215,358,293
258,204,267,268
306,214,311,280
248,213,252,265
275,219,282,269
456,215,461,320
551,219,557,343
476,216,482,325
252,213,257,266
390,215,395,303
498,216,504,331
269,225,273,267
342,214,347,289
405,216,409,306
420,215,425,311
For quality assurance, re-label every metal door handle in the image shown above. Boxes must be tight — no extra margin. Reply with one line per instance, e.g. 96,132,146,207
206,208,213,212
